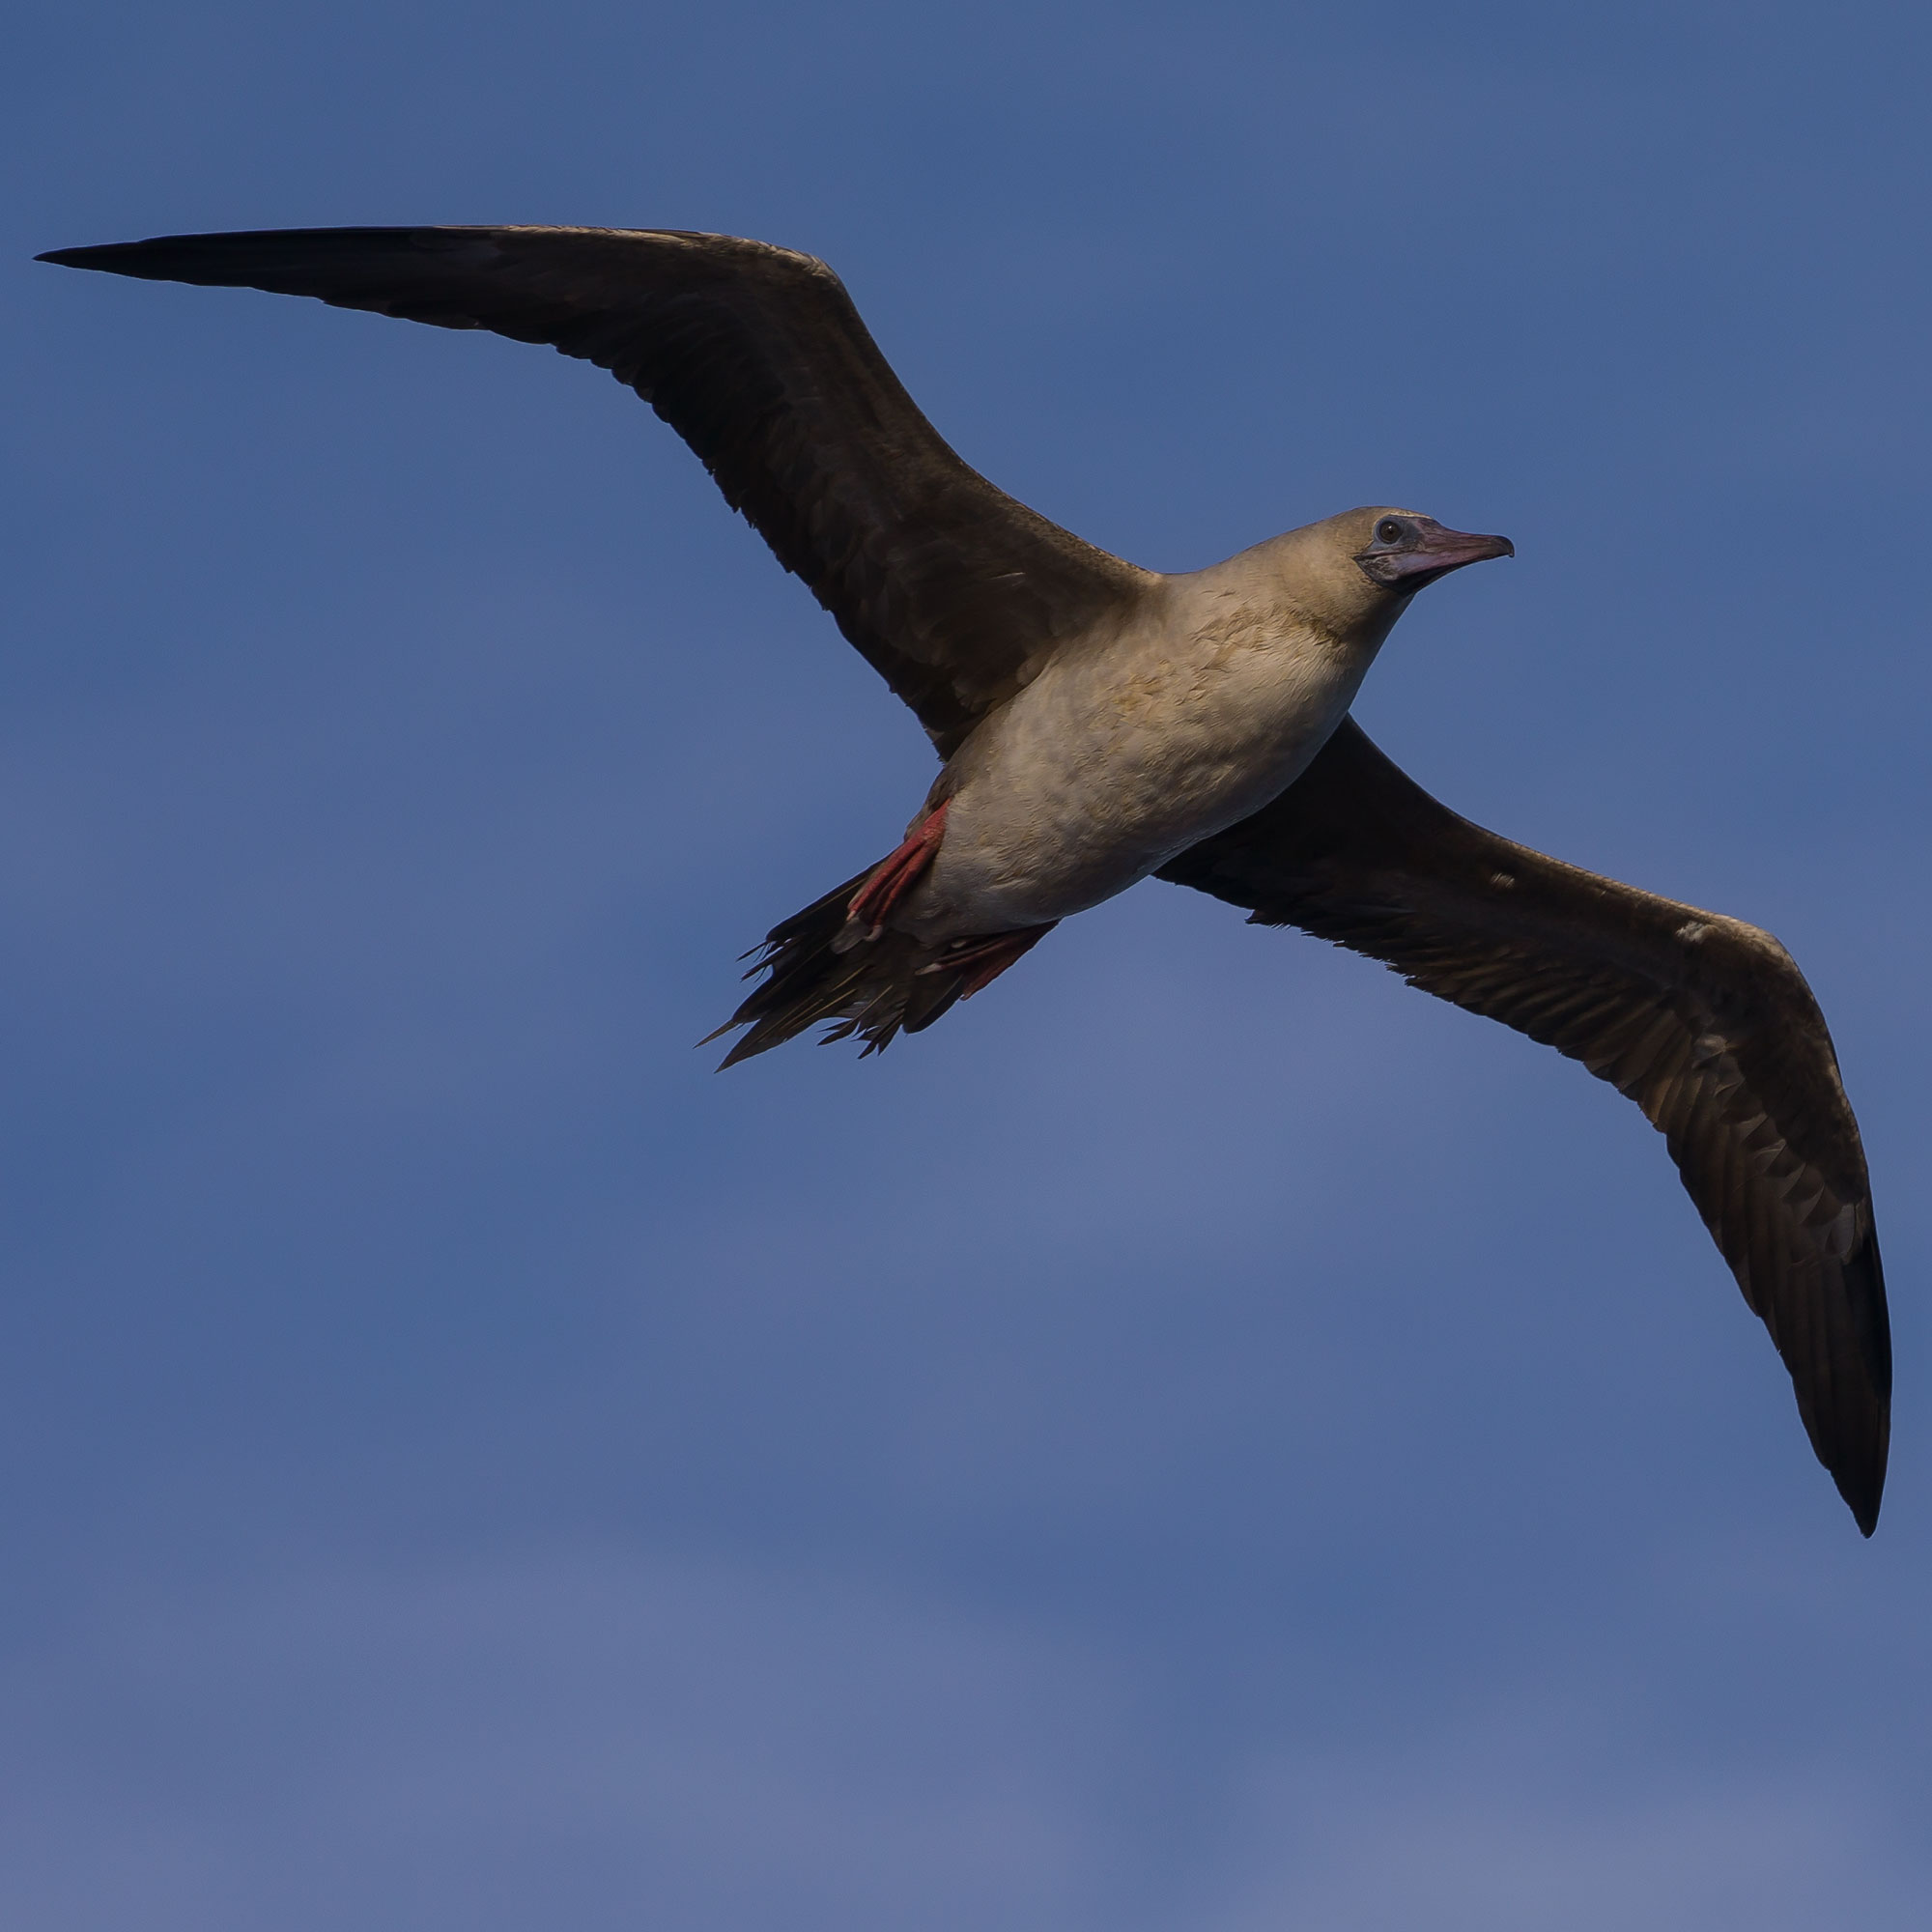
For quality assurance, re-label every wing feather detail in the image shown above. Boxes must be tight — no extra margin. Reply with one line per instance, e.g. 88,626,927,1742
40,226,1151,754
1158,719,1890,1532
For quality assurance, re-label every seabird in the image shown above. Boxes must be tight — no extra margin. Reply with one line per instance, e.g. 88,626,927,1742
38,226,1891,1534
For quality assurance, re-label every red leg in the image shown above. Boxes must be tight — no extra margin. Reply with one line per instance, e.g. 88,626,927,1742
843,800,949,941
919,921,1058,998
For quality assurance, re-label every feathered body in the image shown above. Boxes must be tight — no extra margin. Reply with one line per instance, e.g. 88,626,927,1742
38,222,1892,1534
909,531,1405,942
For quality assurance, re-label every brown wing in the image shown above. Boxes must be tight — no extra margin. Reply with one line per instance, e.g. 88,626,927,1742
39,226,1151,756
1157,719,1890,1533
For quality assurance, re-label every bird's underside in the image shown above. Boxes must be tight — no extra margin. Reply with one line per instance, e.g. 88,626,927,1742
38,222,1892,1534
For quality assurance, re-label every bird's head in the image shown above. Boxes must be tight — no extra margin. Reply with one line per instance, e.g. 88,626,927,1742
1270,506,1514,643
1350,507,1515,591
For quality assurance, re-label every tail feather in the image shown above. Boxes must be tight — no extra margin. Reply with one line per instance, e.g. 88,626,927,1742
704,869,974,1067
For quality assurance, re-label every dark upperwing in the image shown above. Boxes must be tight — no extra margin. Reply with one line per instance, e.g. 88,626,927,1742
1158,718,1890,1533
40,225,1151,758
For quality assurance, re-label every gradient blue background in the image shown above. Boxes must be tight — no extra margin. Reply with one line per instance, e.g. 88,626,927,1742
7,3,1929,1924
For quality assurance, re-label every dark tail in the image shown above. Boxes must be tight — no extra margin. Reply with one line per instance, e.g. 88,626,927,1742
704,870,980,1067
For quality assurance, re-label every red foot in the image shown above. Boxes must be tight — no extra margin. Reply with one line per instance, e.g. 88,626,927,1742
919,921,1059,998
845,801,949,940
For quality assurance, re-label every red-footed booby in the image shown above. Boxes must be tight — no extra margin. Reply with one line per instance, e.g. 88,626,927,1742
38,226,1891,1535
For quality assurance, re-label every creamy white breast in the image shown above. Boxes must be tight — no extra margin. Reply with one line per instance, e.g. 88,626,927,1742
895,570,1390,942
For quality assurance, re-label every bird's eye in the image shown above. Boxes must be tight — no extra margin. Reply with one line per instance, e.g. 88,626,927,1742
1376,518,1406,545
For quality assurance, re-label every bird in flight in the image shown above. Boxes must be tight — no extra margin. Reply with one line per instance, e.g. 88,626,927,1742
39,226,1890,1534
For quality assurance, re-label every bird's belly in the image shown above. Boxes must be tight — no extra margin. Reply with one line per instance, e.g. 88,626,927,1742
898,635,1362,942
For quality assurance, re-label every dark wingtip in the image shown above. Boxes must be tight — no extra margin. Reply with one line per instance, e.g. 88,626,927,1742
36,240,181,275
33,229,453,288
1824,1406,1886,1538
1842,1468,1884,1538
1815,1398,1887,1537
1833,1233,1889,1537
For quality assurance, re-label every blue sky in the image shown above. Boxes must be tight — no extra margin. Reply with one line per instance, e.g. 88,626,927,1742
6,2,1930,1925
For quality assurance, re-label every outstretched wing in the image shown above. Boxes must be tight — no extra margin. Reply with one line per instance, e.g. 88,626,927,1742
1158,719,1890,1533
40,226,1151,756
